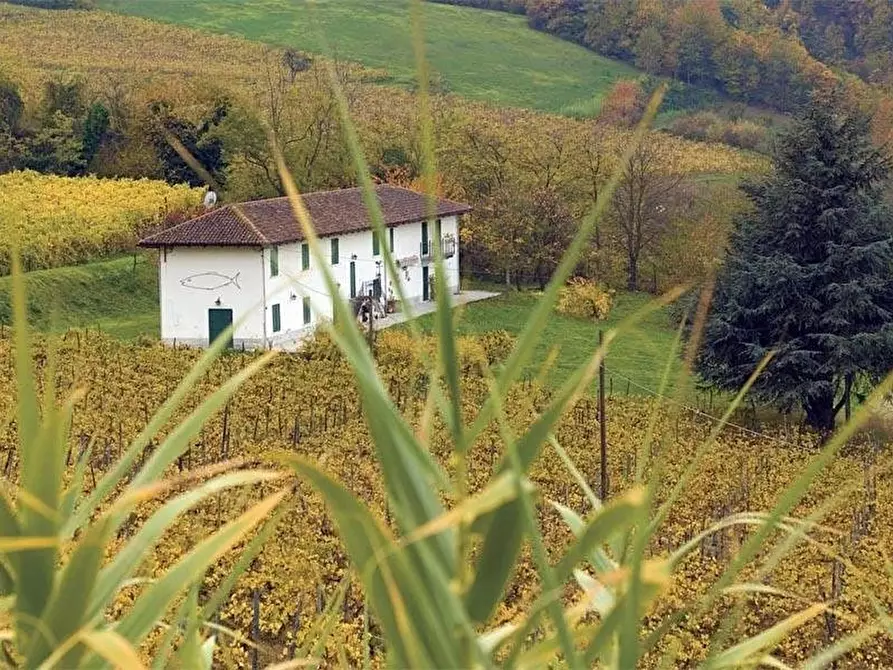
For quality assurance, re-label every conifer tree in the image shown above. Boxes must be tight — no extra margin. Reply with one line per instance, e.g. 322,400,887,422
698,96,893,431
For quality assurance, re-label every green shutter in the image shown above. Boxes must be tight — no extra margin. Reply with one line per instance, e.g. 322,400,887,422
435,218,442,240
303,297,311,325
270,247,279,277
302,243,310,270
331,238,339,265
373,231,380,256
389,227,394,253
272,303,281,333
421,220,429,255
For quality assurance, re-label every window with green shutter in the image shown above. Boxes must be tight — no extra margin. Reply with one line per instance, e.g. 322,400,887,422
303,297,311,325
372,231,380,256
389,227,394,253
270,246,279,277
301,243,310,270
272,303,281,333
331,238,339,265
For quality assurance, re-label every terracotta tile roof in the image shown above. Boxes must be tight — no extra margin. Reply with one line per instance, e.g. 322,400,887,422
138,185,471,248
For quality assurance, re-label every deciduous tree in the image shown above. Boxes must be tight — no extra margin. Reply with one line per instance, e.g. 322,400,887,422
610,143,687,291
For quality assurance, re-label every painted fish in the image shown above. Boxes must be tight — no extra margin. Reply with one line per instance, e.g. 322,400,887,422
180,272,241,291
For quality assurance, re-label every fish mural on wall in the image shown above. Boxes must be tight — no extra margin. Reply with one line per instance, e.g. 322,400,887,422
180,272,241,291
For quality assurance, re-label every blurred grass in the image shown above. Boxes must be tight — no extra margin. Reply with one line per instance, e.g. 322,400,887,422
412,291,679,392
96,0,641,115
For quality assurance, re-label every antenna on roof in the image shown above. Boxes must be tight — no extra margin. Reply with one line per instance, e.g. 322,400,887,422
203,190,218,210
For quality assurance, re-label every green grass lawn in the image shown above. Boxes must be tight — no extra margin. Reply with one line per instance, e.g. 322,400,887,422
413,291,680,394
0,255,160,340
96,0,641,115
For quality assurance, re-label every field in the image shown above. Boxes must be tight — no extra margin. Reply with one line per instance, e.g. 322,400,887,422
0,171,202,273
0,327,889,666
96,0,641,115
0,3,276,102
415,291,680,392
0,254,159,339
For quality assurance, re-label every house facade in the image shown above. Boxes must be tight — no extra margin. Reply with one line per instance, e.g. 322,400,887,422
138,185,471,349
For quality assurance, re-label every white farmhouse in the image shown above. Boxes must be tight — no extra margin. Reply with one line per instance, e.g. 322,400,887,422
139,185,471,349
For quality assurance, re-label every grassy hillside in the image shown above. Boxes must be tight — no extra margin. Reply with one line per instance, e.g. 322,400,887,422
0,254,159,340
96,0,640,115
415,291,679,392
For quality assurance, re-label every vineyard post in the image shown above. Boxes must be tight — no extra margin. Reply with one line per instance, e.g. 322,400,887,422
599,330,608,501
251,588,261,670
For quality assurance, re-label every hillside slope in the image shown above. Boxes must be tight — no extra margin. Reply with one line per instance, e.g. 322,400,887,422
96,0,641,115
0,255,159,339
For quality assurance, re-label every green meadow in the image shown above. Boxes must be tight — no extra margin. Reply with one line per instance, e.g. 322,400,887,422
97,0,641,115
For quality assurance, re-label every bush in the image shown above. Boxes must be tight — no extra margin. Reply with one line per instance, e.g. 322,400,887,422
722,119,771,152
667,111,724,142
556,277,613,320
297,329,342,361
477,329,515,365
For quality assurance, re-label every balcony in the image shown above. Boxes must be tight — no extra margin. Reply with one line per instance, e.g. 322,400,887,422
420,235,457,263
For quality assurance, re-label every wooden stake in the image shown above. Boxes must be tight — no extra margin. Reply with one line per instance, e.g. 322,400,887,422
599,330,608,501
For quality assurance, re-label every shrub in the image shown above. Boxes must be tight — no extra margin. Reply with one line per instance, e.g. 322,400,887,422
598,79,646,127
478,329,516,365
722,119,771,152
668,111,724,142
556,277,613,320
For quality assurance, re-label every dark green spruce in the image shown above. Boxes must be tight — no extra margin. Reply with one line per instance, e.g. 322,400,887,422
698,96,893,431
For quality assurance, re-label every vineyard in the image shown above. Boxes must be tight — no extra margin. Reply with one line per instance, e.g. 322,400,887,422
0,3,277,103
0,171,202,273
2,328,890,667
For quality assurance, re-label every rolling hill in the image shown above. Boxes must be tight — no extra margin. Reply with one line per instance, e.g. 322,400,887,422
95,0,642,116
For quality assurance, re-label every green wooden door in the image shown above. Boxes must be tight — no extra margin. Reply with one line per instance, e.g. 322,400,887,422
422,265,430,301
208,308,233,349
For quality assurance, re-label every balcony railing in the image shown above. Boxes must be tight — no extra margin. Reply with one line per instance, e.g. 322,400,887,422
420,235,457,262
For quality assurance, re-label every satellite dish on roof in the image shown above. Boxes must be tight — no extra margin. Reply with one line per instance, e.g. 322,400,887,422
203,190,218,209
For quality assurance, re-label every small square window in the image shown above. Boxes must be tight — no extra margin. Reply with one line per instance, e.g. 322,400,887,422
301,243,310,271
272,303,281,333
303,297,311,325
270,247,279,277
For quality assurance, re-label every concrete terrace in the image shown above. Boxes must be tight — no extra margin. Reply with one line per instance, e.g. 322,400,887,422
277,290,500,351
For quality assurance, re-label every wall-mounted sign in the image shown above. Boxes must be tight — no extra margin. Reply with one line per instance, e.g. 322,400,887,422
397,255,419,269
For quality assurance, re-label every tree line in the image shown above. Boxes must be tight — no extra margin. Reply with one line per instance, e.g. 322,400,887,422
431,0,892,115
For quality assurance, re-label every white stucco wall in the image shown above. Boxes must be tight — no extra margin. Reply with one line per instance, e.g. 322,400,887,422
158,215,461,348
159,246,265,347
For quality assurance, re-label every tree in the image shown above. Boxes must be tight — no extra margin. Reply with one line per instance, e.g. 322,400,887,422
598,79,645,127
0,77,23,132
18,111,85,175
221,53,353,197
81,101,109,167
610,142,686,291
147,97,229,188
698,98,893,431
